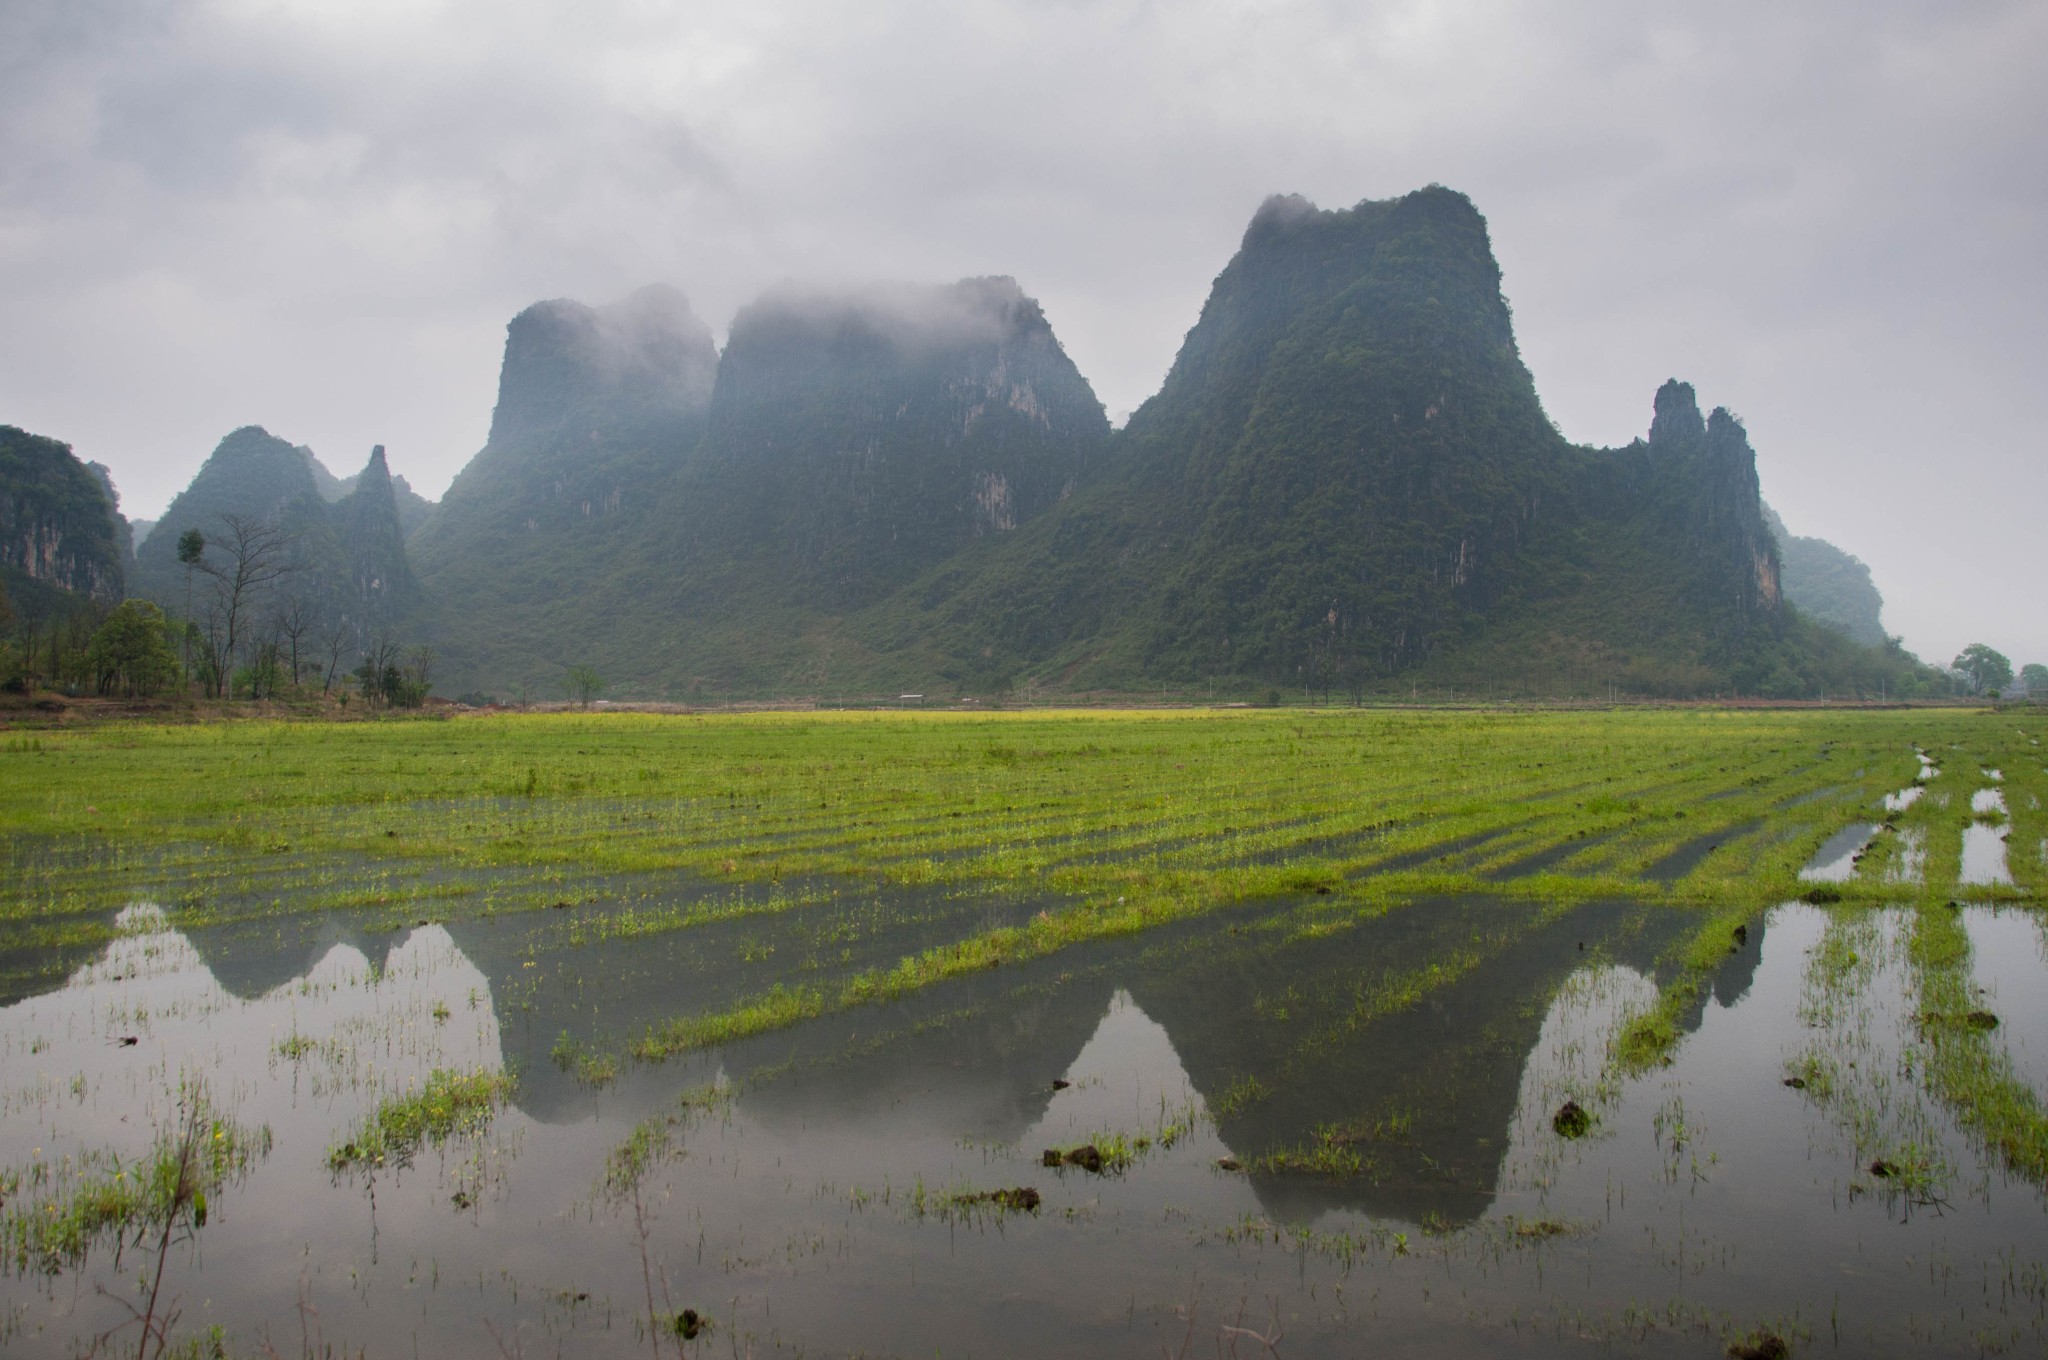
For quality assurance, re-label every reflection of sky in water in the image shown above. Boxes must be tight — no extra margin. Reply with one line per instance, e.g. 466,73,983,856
2,898,2047,1357
1967,909,2048,1099
1799,822,1877,881
1962,832,2013,884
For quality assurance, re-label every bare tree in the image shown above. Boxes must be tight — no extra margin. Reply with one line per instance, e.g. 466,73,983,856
183,514,295,698
318,616,351,694
272,592,319,690
356,633,402,707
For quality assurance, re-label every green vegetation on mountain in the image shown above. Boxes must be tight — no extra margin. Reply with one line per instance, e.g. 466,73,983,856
0,425,125,604
683,277,1109,612
406,285,721,696
844,190,1924,700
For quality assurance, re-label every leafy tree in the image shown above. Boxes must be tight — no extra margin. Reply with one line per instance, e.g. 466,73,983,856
1952,643,2013,695
84,600,180,697
2019,662,2048,696
564,663,605,708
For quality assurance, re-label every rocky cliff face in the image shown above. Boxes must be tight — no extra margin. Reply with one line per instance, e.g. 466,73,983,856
488,283,719,450
681,276,1109,610
0,425,126,602
416,284,718,552
1637,379,1782,621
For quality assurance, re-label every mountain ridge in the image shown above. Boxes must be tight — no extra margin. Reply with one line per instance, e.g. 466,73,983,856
6,185,1939,702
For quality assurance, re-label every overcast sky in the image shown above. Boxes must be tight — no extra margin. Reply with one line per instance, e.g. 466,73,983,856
3,0,2042,669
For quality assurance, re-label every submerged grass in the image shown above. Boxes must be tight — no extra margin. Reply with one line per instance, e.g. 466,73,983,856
1,1091,270,1276
326,1067,515,1173
1907,904,2048,1184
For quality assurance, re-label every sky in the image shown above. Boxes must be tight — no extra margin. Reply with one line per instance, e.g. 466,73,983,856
3,0,2043,669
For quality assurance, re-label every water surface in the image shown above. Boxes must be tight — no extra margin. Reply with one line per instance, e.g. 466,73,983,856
3,886,2046,1358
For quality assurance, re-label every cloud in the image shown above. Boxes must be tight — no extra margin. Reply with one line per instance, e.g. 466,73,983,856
0,0,2043,665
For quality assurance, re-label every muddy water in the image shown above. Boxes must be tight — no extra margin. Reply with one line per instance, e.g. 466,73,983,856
2,895,2046,1358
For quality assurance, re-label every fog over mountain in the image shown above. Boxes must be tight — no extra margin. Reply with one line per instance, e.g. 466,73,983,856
1,0,2043,666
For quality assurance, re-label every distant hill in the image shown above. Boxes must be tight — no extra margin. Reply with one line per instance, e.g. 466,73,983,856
1763,505,1888,649
133,426,420,649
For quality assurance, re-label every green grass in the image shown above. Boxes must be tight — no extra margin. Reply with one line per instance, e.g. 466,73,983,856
1,706,2037,1071
326,1068,515,1172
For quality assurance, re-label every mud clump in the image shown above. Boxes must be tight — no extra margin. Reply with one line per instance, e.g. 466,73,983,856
1802,887,1842,904
1727,1335,1788,1360
1552,1101,1591,1139
1782,1076,1807,1090
1043,1144,1105,1173
671,1309,705,1340
1216,1157,1243,1172
1869,1159,1897,1178
1919,1009,2000,1032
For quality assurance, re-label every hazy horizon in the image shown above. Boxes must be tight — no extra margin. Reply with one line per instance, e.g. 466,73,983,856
4,0,2042,671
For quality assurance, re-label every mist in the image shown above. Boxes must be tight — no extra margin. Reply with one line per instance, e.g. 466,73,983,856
2,0,2043,669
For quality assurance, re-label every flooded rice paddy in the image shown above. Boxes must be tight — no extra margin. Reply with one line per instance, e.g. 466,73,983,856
0,709,2042,1357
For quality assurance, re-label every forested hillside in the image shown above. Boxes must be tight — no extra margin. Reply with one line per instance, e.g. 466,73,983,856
405,284,722,695
0,426,126,604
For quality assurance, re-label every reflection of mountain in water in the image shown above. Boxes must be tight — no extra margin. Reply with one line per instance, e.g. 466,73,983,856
150,886,1748,1230
717,896,1716,1228
610,893,1732,1229
188,911,407,1000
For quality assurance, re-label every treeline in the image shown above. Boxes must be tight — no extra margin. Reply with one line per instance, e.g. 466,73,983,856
1,510,435,709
